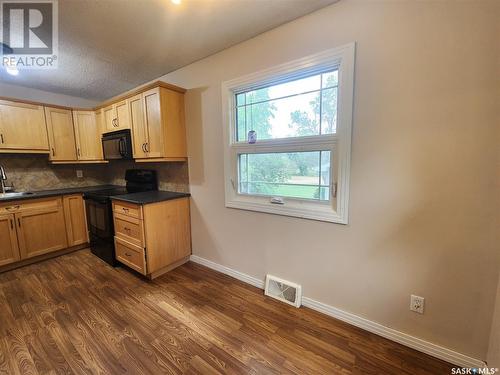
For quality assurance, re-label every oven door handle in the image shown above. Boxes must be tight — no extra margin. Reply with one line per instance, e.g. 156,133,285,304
118,138,126,157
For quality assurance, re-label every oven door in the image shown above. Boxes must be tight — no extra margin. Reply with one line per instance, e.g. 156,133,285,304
85,198,113,241
85,197,118,266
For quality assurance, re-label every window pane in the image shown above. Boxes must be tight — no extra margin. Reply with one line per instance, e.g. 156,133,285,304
240,74,321,105
238,151,331,201
235,69,338,141
236,106,247,142
238,91,320,141
321,70,338,88
320,87,338,135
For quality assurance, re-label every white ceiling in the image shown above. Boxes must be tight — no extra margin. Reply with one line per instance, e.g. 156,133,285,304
0,0,337,101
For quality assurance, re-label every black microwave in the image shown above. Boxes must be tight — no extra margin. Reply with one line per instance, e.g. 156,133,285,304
102,129,133,160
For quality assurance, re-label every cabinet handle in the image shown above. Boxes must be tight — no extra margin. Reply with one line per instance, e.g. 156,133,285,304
17,218,21,227
0,133,3,143
145,143,149,152
124,227,130,232
51,148,55,156
125,252,132,257
6,205,20,211
141,143,146,153
10,219,13,230
115,118,119,127
122,208,129,212
77,148,81,157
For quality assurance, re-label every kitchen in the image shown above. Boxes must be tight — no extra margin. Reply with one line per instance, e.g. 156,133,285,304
0,0,498,373
0,81,192,279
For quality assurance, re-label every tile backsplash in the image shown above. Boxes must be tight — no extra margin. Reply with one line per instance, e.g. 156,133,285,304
0,154,189,193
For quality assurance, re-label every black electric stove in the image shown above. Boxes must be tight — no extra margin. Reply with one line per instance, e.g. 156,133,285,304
83,170,157,266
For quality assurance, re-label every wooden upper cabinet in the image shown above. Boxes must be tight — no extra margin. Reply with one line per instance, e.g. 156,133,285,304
103,105,115,132
95,108,105,135
115,100,130,130
44,107,77,161
16,198,68,259
0,99,49,152
143,88,163,158
129,94,148,159
73,110,103,161
0,214,20,266
130,87,187,162
103,100,130,133
63,194,88,247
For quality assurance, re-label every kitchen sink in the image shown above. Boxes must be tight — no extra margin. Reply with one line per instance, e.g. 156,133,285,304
0,191,35,199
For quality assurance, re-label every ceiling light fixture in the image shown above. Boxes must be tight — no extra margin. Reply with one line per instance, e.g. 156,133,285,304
171,0,181,4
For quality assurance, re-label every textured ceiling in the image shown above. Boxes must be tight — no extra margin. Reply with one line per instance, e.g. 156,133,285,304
0,0,337,101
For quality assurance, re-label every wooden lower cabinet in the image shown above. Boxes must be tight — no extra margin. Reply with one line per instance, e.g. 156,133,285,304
63,194,89,246
0,195,89,269
16,200,68,259
112,197,191,279
0,214,20,266
114,237,147,274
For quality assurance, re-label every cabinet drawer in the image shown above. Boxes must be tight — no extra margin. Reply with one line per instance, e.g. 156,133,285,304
112,201,142,219
0,197,62,215
114,237,146,275
114,212,143,247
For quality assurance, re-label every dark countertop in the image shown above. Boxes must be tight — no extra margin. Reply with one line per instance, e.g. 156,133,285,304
110,191,191,205
0,185,120,203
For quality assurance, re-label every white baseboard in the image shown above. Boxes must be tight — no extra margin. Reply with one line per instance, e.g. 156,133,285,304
189,255,486,369
190,255,265,289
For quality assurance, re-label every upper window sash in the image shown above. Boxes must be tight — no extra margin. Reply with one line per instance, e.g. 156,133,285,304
230,68,340,144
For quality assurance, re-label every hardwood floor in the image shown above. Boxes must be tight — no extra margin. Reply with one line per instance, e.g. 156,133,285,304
0,249,454,374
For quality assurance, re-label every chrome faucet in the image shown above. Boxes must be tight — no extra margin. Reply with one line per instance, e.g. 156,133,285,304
0,165,7,194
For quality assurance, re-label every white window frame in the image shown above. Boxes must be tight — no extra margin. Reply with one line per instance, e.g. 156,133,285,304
221,43,355,224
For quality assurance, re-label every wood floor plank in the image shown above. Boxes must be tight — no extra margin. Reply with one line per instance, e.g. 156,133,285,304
0,249,455,374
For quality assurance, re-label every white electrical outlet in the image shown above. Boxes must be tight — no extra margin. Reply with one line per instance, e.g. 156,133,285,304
76,170,83,178
410,295,425,314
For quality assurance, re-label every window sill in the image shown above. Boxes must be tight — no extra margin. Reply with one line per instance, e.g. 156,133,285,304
225,199,348,224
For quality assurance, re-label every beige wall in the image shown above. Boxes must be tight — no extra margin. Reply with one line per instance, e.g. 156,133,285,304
0,82,98,108
158,0,500,359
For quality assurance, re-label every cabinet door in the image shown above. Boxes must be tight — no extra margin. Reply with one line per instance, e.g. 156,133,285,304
44,107,77,161
16,201,68,259
73,110,103,160
103,105,116,132
0,214,20,266
129,94,148,159
95,108,105,135
143,88,163,158
0,100,49,151
63,194,89,246
115,100,130,130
